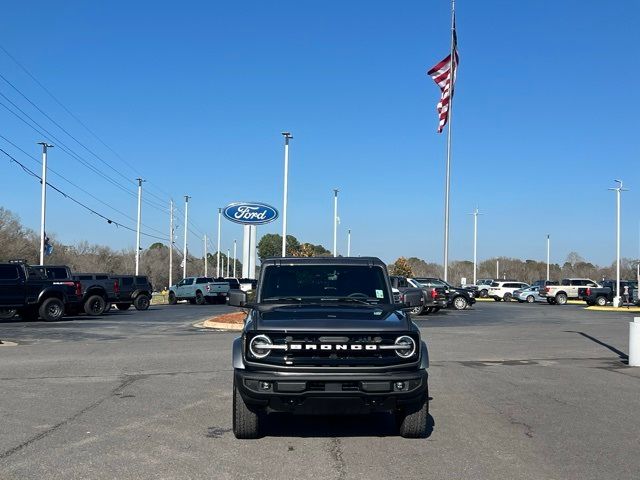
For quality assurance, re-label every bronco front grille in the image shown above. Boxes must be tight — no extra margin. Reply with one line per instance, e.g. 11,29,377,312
245,332,419,367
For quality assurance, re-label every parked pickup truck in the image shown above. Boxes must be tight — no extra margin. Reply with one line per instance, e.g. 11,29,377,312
414,277,476,310
389,275,447,316
0,261,82,321
539,278,600,305
228,256,427,439
578,280,639,306
168,277,230,305
35,266,120,315
111,275,153,310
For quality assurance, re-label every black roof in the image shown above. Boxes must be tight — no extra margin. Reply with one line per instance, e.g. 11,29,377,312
260,256,385,267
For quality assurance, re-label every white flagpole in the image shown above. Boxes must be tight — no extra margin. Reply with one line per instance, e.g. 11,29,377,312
443,0,456,282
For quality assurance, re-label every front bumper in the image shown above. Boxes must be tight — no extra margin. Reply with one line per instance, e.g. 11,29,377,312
235,368,428,414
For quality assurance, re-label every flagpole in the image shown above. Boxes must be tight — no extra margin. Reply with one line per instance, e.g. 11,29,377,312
443,0,456,282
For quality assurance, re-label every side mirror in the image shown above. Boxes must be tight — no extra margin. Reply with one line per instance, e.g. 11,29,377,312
228,290,248,307
401,289,423,309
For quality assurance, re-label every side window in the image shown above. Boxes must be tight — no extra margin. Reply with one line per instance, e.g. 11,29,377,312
135,276,146,284
184,278,194,285
398,278,408,288
586,282,597,287
0,265,19,280
122,278,134,286
561,279,570,286
78,275,92,281
47,267,69,279
96,275,108,280
196,278,207,284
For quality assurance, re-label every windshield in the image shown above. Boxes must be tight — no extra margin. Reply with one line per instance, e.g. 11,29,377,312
260,265,390,304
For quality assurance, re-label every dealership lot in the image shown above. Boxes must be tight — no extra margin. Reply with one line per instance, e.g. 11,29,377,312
1,302,639,479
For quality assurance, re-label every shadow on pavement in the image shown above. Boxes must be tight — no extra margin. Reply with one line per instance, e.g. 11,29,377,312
255,412,435,438
565,330,628,361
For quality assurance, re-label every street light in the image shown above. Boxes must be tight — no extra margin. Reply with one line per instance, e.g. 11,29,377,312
333,189,339,257
281,132,293,257
608,180,628,307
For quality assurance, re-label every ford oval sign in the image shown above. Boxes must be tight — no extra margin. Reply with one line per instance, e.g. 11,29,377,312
223,202,279,225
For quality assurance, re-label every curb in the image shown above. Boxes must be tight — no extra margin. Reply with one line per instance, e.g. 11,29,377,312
194,319,244,331
585,306,640,313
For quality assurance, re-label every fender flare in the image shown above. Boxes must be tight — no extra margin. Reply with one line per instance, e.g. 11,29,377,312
232,337,245,370
420,340,429,369
37,288,65,304
132,289,151,299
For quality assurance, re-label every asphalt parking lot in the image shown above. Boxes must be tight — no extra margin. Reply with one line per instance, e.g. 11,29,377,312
1,302,640,480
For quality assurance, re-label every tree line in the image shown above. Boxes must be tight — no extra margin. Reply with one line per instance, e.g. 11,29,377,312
389,254,640,285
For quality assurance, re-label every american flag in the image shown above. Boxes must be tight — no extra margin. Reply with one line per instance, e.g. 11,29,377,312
427,18,459,133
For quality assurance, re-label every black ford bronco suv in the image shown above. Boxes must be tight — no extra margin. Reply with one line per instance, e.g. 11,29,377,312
229,257,429,439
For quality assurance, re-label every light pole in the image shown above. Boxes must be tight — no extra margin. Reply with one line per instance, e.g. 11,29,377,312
183,195,190,279
546,234,550,281
217,208,222,278
169,199,174,288
609,180,628,307
204,234,208,276
227,249,230,277
38,142,53,265
135,178,145,275
469,207,482,285
281,132,293,256
347,229,351,257
233,240,237,277
333,189,339,257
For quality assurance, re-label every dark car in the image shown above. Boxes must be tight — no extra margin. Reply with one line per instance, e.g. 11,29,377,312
35,266,120,315
0,261,82,321
111,275,153,310
229,257,428,439
413,277,476,310
389,275,447,316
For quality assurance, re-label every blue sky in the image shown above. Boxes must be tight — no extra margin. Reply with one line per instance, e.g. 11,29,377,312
0,0,639,266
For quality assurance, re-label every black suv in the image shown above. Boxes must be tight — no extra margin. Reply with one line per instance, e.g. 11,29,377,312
229,257,428,439
0,262,82,321
111,275,153,310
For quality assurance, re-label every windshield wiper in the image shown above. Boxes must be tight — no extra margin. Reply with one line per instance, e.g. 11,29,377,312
262,297,304,303
322,297,376,306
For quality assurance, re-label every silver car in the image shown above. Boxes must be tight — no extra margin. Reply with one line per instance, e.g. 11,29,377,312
514,286,544,303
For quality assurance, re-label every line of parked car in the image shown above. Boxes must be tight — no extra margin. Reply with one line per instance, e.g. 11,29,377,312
0,260,153,321
389,275,477,314
467,277,639,306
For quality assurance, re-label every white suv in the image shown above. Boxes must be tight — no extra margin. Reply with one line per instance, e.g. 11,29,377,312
489,281,530,302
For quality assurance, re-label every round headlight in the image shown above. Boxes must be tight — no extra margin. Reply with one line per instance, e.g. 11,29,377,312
394,335,416,358
249,334,272,359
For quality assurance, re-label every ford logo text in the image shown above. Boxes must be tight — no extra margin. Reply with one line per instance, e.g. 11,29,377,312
223,202,279,225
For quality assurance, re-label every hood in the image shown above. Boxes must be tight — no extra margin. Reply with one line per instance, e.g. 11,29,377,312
253,305,410,332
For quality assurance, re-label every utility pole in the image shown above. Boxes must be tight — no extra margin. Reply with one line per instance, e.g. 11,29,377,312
233,240,237,277
469,208,482,285
609,180,628,307
183,195,190,279
281,132,293,256
347,229,351,257
204,234,208,276
333,189,339,257
169,199,174,288
496,260,499,279
38,142,53,265
217,208,222,278
135,178,145,275
546,234,550,281
227,249,230,277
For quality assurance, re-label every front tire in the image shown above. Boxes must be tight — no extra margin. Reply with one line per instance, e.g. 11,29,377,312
39,298,65,322
555,293,567,305
84,295,107,315
596,296,607,307
233,379,261,439
398,394,429,438
503,293,513,302
452,296,468,310
480,289,489,298
526,295,535,303
134,295,151,311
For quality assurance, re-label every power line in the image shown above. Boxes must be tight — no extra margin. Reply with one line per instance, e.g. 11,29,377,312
0,43,175,207
0,146,169,242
